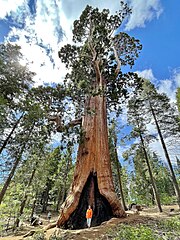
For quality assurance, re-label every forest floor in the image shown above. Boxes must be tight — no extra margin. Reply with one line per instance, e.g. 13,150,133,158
0,205,179,240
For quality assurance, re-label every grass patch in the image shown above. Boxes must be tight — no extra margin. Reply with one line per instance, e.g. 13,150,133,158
104,216,180,240
107,225,160,240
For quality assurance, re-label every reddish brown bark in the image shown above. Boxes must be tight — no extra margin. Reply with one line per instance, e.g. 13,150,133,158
57,95,126,229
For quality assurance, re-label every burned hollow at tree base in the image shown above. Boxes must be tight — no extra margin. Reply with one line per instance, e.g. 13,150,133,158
63,172,113,229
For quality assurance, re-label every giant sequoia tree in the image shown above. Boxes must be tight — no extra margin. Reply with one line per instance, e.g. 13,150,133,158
55,3,142,229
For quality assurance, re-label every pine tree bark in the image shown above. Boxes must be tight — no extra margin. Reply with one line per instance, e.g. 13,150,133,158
15,166,36,227
0,114,23,154
57,95,126,229
41,180,51,213
30,196,37,219
58,155,72,210
114,135,127,211
150,102,180,208
56,188,63,212
0,123,35,204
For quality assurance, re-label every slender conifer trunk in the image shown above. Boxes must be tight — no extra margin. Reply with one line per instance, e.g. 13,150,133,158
0,114,23,154
139,132,162,212
0,123,35,204
15,166,36,227
114,135,127,211
150,102,180,208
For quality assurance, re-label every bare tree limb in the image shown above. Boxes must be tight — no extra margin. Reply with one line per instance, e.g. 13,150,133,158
113,45,121,77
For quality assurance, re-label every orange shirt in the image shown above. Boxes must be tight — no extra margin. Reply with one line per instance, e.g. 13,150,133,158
86,209,93,219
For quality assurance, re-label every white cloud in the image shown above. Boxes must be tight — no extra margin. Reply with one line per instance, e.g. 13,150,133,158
51,132,63,146
158,79,176,102
4,0,67,86
60,0,120,21
158,68,180,102
136,69,156,82
172,68,180,87
125,0,163,31
0,0,25,19
2,0,165,87
6,28,65,86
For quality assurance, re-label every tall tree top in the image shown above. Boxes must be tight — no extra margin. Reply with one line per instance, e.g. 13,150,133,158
58,2,142,112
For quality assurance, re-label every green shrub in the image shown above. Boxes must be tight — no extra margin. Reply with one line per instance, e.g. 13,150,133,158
160,194,176,205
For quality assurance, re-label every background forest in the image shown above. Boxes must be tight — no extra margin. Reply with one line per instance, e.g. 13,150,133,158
0,1,180,239
0,41,179,234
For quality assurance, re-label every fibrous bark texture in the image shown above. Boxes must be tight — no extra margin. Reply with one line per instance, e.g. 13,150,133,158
57,95,126,229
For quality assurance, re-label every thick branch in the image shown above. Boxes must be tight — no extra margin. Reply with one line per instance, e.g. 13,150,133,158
49,115,82,132
88,21,103,87
88,41,102,86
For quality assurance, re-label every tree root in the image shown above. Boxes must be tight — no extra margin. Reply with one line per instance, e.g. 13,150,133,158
43,222,57,231
23,222,56,238
23,230,36,238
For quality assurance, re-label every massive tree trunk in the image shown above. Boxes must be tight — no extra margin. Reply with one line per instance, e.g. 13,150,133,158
57,95,126,229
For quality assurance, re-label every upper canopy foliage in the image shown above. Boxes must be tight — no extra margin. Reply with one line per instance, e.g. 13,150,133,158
58,2,143,112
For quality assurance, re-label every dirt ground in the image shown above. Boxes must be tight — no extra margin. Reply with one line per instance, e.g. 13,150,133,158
1,205,179,240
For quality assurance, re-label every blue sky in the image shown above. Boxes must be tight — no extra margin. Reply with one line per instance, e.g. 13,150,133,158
0,0,179,164
129,0,180,81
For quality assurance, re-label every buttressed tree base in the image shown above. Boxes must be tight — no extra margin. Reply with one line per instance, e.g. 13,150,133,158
57,96,126,229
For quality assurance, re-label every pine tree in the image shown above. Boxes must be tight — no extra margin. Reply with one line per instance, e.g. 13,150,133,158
109,120,127,210
125,99,162,211
129,80,180,208
143,81,180,208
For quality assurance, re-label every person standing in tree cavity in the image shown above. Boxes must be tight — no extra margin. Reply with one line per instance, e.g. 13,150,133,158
86,205,93,228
